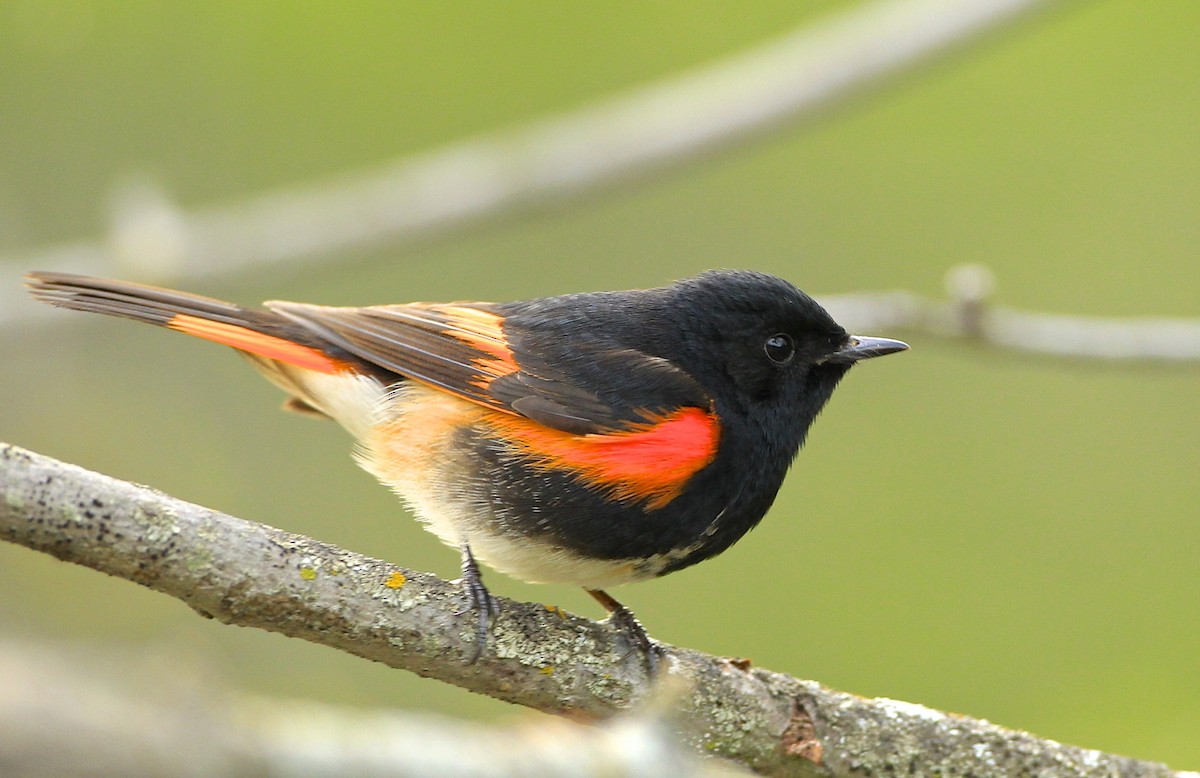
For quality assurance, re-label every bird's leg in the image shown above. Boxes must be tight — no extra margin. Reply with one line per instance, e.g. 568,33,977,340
586,588,662,677
457,543,499,663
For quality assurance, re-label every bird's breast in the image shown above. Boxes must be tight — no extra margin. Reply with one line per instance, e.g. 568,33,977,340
357,383,742,585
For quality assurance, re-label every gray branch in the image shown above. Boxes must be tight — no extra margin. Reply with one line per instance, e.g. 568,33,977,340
2,442,1192,778
817,266,1200,363
1,0,1066,324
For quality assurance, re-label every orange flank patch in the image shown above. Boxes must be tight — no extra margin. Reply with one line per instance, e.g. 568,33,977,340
167,314,350,374
485,406,720,509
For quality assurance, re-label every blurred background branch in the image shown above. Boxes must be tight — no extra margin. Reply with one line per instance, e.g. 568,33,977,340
0,640,723,778
19,0,1195,364
817,265,1200,363
1,0,1063,323
1,442,1192,778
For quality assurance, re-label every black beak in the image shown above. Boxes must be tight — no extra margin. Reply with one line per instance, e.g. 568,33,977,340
824,335,910,364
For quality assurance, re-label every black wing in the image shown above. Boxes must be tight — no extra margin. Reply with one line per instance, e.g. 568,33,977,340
268,300,712,435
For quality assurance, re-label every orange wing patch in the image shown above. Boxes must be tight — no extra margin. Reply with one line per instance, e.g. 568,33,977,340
431,305,519,388
484,406,720,509
168,314,351,374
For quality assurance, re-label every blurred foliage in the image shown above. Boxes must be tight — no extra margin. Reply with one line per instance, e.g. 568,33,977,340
1,0,1197,768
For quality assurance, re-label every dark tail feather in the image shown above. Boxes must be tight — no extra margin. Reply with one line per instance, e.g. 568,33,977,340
26,271,267,329
25,272,352,375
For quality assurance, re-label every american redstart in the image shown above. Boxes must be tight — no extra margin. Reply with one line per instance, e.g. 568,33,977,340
27,270,907,669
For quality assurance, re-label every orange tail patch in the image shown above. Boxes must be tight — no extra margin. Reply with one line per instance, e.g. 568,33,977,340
167,314,350,374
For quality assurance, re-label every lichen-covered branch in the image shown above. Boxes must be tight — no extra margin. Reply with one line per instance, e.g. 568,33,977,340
0,443,1191,778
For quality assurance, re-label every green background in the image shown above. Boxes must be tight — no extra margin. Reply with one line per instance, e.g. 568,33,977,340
2,0,1197,768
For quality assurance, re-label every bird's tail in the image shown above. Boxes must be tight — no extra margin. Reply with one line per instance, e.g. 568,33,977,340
25,272,351,375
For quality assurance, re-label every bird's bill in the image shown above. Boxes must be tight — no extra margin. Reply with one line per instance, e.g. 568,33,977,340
824,335,910,364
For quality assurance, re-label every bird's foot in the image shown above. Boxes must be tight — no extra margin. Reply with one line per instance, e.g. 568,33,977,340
457,544,500,663
587,588,663,677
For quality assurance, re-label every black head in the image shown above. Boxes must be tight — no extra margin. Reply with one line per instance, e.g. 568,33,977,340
649,270,905,422
660,270,849,403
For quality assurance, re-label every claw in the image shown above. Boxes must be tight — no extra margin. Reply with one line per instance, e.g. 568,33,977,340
587,588,663,677
458,544,499,663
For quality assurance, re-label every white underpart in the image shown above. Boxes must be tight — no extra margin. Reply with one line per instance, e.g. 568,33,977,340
466,530,701,589
295,370,389,439
472,530,636,588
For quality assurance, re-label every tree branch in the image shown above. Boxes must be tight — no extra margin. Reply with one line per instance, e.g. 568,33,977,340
1,442,1190,778
817,266,1200,363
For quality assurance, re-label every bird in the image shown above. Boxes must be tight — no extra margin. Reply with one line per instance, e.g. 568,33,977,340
26,269,908,671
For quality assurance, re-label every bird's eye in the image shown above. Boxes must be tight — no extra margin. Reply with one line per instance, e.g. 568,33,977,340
763,333,795,364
